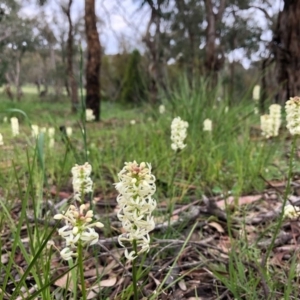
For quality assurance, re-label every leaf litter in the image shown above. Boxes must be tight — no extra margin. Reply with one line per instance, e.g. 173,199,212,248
2,175,300,299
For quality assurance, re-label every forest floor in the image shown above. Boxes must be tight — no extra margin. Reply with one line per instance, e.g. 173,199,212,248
1,90,300,300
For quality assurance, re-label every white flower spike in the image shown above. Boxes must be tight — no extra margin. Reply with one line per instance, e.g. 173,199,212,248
115,161,156,260
171,117,188,151
286,97,300,135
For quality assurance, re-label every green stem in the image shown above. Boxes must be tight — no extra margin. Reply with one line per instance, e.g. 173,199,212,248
132,240,138,300
264,135,297,265
78,243,87,300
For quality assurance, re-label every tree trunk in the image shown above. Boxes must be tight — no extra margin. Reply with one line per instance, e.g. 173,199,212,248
204,0,226,85
63,0,79,112
273,0,300,104
85,0,101,121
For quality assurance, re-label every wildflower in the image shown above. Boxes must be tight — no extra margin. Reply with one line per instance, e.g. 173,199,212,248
254,107,259,115
269,104,281,137
48,127,55,138
0,133,3,145
40,127,47,133
10,117,19,137
159,104,165,114
66,127,72,137
171,116,188,151
71,162,93,200
115,161,156,260
31,125,39,138
86,108,95,122
283,204,300,220
203,119,212,131
130,120,136,125
3,117,7,123
49,138,55,148
260,115,273,138
285,96,300,135
54,203,104,261
60,247,77,260
225,106,229,113
253,85,260,101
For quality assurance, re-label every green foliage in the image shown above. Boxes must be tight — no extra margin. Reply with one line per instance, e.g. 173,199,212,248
0,79,297,299
120,49,147,105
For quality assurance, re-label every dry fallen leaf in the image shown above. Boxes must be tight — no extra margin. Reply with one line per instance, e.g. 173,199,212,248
216,195,262,209
178,279,187,291
208,221,225,233
86,276,117,299
54,272,74,291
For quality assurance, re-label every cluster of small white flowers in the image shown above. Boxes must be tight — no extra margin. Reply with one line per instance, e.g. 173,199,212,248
86,108,95,122
260,104,282,138
260,115,273,138
285,96,300,135
54,204,104,260
66,127,72,137
269,104,281,137
31,124,39,138
253,85,260,101
71,162,93,200
203,119,212,131
159,104,165,114
0,133,3,145
48,127,55,148
10,117,19,137
283,204,300,220
130,120,136,125
171,117,188,151
115,161,156,260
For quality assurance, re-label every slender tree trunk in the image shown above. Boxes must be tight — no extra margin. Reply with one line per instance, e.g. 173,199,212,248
85,0,101,121
63,0,79,112
272,0,300,104
204,0,226,85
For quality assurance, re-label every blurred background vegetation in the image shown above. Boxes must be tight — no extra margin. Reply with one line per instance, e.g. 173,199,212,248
0,0,298,115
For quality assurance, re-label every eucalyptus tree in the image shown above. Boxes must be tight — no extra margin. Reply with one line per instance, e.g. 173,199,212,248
271,0,300,104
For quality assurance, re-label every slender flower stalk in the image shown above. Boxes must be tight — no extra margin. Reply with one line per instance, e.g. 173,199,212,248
54,162,102,299
115,161,156,299
170,117,188,151
115,161,156,260
10,117,19,137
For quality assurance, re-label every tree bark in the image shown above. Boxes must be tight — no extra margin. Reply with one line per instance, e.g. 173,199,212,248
204,0,226,83
85,0,101,121
62,0,79,112
142,0,167,103
272,0,300,104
